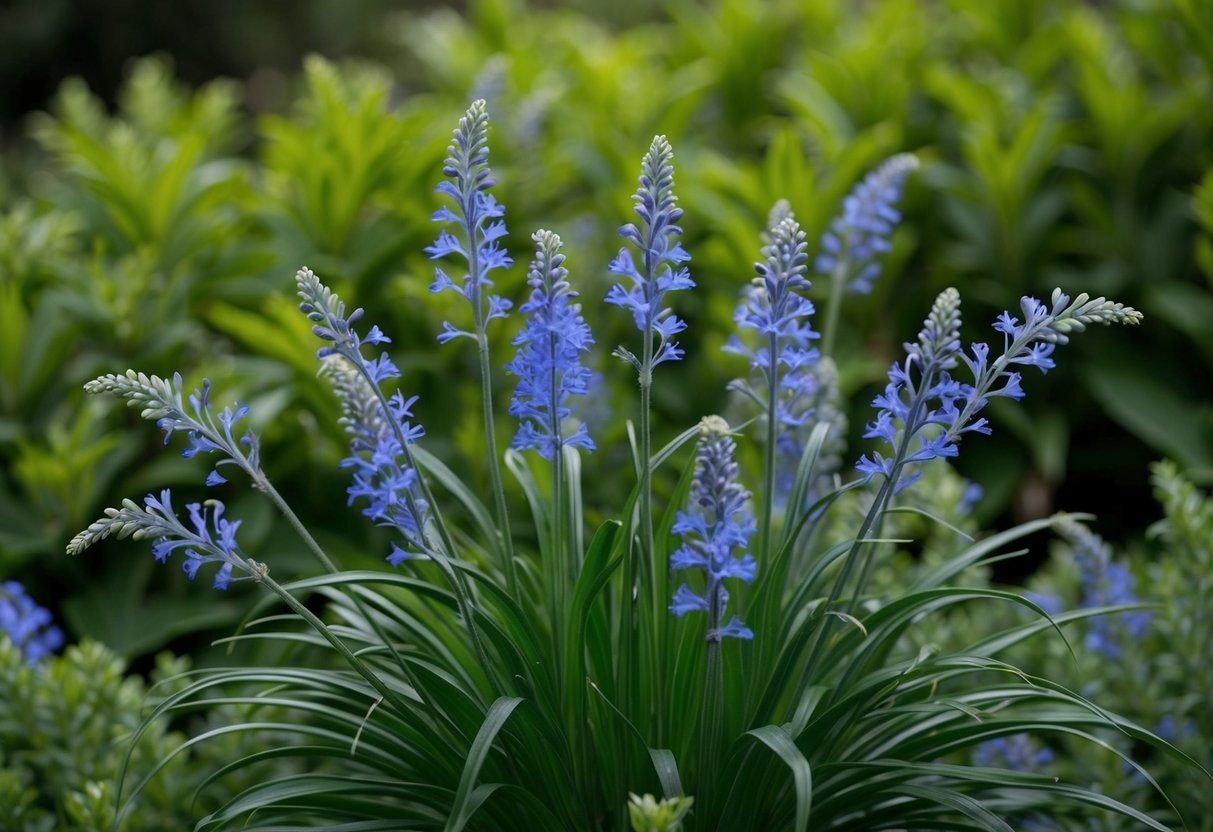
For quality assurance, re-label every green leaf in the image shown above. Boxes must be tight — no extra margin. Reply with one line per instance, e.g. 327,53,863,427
444,696,523,832
1084,360,1213,470
746,724,812,832
647,748,684,800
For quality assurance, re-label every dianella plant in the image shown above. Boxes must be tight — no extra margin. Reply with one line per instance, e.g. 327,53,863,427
67,101,1207,831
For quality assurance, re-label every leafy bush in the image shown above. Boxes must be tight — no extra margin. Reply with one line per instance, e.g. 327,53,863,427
0,634,302,832
962,462,1213,831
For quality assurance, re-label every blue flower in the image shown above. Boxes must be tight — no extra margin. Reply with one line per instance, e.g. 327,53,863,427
297,267,402,380
0,581,64,663
299,268,431,564
816,154,918,294
69,490,258,590
323,355,430,564
974,734,1054,771
505,229,596,460
856,288,1142,494
426,100,513,344
855,288,964,493
84,371,261,487
1060,519,1150,659
669,418,757,642
145,492,251,589
726,210,833,501
607,135,695,371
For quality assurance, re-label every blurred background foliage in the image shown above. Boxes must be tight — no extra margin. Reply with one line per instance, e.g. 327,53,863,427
0,0,1210,668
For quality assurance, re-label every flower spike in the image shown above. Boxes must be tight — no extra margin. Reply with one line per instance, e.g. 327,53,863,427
669,417,757,643
84,370,261,487
299,267,431,564
816,153,918,294
726,207,838,501
856,287,1142,493
323,358,430,563
606,135,695,370
68,491,262,591
505,229,596,460
426,99,513,344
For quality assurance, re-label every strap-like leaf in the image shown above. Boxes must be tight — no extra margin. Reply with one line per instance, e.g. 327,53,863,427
747,724,812,832
445,696,524,832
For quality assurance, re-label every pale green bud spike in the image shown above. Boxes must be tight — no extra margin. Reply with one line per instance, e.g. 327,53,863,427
1044,288,1143,344
84,369,179,422
66,500,147,555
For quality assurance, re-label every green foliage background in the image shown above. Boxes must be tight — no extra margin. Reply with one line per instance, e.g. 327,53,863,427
1,1,1211,827
0,0,1209,676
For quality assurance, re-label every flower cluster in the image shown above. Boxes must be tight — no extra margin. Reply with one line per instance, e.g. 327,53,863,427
325,358,430,564
67,490,258,590
857,288,1143,493
726,208,830,498
0,581,64,663
855,288,964,492
669,418,757,642
505,229,596,460
974,734,1055,771
1059,519,1150,659
426,99,513,344
299,268,430,565
607,135,694,371
297,267,400,383
84,371,261,486
815,154,918,294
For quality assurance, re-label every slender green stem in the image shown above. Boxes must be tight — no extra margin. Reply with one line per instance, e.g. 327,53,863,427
464,196,519,599
250,477,339,574
634,327,656,706
821,258,849,359
761,330,780,563
758,330,781,674
549,334,567,701
795,474,894,700
698,639,723,807
357,369,500,697
478,334,520,596
845,396,927,620
252,473,422,695
259,573,414,715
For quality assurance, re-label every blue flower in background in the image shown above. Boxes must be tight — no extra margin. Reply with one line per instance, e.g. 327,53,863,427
1024,590,1064,617
506,229,596,460
669,418,757,642
607,135,694,371
427,99,513,344
725,209,827,500
958,480,984,515
1060,519,1150,659
816,154,918,294
0,581,64,663
1156,714,1195,743
974,734,1055,771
